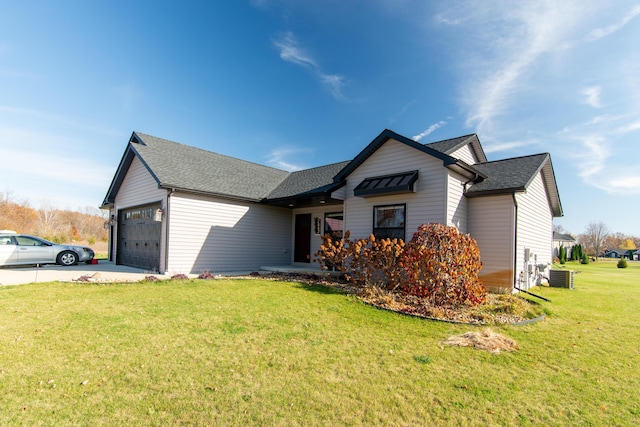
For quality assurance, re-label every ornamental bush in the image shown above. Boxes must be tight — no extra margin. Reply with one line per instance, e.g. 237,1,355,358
315,231,405,290
399,224,486,306
315,223,487,307
559,246,566,264
617,259,628,269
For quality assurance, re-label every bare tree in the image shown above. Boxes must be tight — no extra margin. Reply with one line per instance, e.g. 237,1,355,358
580,221,610,260
553,224,566,234
36,200,61,238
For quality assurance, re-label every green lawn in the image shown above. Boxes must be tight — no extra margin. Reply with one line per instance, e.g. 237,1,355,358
1,261,639,426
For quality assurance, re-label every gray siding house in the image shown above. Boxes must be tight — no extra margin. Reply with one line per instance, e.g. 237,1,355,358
102,129,563,292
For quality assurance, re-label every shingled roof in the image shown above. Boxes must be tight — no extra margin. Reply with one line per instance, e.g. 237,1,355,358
102,132,290,206
424,134,487,163
103,129,562,217
465,153,563,216
266,161,350,200
102,132,349,207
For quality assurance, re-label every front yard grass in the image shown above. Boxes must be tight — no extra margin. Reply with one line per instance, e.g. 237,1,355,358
1,260,639,426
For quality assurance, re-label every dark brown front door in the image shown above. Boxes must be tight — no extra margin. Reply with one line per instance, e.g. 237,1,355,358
294,214,311,263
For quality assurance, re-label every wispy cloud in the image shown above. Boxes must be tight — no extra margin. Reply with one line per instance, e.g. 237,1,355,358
412,120,446,141
388,100,416,124
615,120,640,133
272,32,346,100
608,174,640,191
580,86,602,108
457,2,583,135
572,135,610,178
433,1,640,197
266,146,311,171
587,4,640,40
483,140,533,154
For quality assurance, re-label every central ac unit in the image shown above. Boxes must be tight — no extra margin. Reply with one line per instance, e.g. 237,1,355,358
549,269,574,289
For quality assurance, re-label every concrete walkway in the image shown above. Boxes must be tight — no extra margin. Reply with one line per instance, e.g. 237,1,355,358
0,262,338,286
0,261,174,286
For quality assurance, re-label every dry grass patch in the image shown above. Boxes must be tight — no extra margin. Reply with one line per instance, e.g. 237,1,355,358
443,329,519,353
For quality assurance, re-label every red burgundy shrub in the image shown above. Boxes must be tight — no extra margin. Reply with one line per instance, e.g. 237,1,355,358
400,223,486,306
315,223,487,307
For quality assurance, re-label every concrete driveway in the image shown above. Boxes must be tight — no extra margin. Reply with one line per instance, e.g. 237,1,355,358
0,261,175,286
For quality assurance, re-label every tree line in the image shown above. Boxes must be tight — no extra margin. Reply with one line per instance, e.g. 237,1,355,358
0,191,107,244
556,220,639,259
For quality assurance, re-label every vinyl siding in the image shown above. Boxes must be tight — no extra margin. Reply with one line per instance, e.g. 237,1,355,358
446,171,468,233
114,156,166,208
167,193,291,274
343,139,447,241
449,144,477,165
514,172,553,289
112,156,168,269
468,195,515,292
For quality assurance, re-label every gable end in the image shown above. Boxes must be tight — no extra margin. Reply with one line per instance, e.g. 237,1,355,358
335,129,486,183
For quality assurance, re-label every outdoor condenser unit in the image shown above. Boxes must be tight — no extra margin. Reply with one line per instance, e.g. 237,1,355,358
549,269,574,289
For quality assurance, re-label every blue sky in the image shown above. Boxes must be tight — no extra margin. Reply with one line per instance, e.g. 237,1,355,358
1,1,639,236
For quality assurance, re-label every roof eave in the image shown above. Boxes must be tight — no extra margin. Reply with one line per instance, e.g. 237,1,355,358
444,159,488,181
101,136,165,207
262,181,347,207
464,187,527,198
160,185,263,203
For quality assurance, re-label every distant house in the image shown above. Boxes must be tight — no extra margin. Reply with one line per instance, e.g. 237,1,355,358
602,249,638,260
553,231,576,259
101,129,563,292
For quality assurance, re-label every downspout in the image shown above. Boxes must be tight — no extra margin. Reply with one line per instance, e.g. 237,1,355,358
452,172,479,228
164,188,175,273
462,173,480,193
511,193,519,293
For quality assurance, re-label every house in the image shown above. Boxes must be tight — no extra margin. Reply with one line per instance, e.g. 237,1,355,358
553,231,576,259
602,248,638,260
101,129,563,292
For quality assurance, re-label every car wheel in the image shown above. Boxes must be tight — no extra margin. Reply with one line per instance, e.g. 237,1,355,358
57,251,78,266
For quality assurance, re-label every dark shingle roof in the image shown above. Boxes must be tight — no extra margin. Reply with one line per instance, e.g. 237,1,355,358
267,161,350,200
103,130,562,217
465,153,549,196
424,134,488,163
129,132,289,201
425,134,474,153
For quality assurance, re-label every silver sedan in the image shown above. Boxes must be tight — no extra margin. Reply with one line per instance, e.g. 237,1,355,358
0,232,95,267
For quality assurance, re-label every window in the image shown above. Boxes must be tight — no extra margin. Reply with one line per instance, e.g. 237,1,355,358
324,212,344,239
16,236,46,246
373,204,405,241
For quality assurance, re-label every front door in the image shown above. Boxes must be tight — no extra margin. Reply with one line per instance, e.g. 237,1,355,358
294,214,311,263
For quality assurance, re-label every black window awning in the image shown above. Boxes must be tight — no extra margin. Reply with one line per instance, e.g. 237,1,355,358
354,170,419,197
